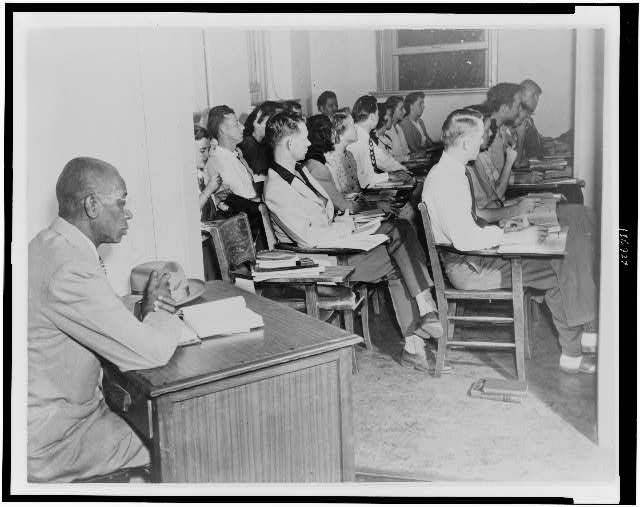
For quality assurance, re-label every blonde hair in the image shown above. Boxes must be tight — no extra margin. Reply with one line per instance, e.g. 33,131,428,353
441,109,484,149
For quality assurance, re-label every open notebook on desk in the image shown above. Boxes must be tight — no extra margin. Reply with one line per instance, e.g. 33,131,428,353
179,296,264,345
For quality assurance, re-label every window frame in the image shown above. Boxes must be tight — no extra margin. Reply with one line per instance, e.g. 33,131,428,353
376,29,498,95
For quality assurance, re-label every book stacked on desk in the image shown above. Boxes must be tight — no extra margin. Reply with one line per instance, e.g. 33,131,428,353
252,250,325,281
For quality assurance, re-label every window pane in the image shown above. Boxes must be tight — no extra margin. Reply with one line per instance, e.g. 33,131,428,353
398,50,486,91
397,29,485,48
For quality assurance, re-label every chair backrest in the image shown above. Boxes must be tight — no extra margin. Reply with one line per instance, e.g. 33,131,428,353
208,212,256,282
417,202,447,296
257,203,278,250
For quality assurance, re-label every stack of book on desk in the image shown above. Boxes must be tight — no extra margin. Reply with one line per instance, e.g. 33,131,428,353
180,296,264,344
252,250,325,282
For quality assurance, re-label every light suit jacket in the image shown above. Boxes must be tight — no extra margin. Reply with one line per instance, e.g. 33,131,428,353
28,217,178,481
263,164,352,248
399,116,433,153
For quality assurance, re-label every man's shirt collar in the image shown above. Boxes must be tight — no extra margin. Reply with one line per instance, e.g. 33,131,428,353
51,216,100,264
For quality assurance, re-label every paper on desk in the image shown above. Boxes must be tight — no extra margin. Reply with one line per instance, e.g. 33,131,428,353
318,233,389,251
498,226,568,254
144,310,200,346
181,296,264,340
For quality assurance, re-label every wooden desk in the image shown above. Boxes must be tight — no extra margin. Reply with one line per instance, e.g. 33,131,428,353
506,179,585,204
104,281,362,482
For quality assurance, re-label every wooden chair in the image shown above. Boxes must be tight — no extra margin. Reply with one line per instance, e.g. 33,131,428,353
207,212,371,347
418,202,540,378
258,204,379,348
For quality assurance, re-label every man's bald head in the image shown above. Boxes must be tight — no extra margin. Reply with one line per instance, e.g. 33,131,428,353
56,157,123,219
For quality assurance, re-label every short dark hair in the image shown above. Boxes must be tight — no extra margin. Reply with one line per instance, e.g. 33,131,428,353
352,95,378,123
265,111,305,149
317,90,337,110
520,79,542,95
441,108,484,149
243,101,282,137
403,91,425,115
194,125,209,140
466,103,492,121
484,83,521,113
306,114,334,155
375,103,388,130
207,105,235,140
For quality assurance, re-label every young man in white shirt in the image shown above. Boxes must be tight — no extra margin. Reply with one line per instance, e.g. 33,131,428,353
347,95,410,189
263,111,444,372
422,109,598,374
201,105,265,248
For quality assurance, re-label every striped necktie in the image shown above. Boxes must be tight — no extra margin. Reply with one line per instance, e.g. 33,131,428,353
98,256,108,276
368,136,383,174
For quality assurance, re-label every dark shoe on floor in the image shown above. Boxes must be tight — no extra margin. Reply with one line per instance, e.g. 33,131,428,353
414,312,444,339
559,355,596,375
400,349,429,372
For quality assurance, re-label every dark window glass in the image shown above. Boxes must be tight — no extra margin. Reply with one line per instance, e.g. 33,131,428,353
398,50,486,90
397,29,485,48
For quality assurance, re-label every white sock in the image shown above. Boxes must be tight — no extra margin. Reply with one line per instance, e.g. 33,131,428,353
581,332,597,348
404,334,426,357
415,290,436,317
559,353,583,369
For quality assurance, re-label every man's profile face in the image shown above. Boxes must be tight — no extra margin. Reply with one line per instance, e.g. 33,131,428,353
221,113,244,144
322,97,338,118
94,176,132,244
412,98,425,117
392,102,405,124
288,122,311,161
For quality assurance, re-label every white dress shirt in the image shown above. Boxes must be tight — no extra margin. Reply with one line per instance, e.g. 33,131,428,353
205,145,257,200
347,125,405,188
422,151,504,251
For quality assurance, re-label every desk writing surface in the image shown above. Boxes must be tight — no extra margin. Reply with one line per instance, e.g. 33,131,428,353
128,281,361,397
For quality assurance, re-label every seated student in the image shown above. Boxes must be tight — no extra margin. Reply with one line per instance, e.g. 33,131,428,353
325,111,362,195
317,90,339,119
422,109,598,374
201,105,266,249
263,111,444,372
347,95,408,189
515,79,545,162
28,158,180,482
194,125,216,222
398,91,434,153
237,100,283,188
384,95,410,162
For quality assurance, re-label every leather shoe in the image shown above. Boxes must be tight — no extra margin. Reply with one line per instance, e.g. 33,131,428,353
559,355,596,375
414,312,444,339
400,349,429,372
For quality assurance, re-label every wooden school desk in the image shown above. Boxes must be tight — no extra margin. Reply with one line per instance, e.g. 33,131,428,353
102,281,362,482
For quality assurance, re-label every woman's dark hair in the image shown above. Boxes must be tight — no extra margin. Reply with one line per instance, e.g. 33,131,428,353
243,101,282,138
352,95,378,123
317,90,337,110
305,114,334,162
194,125,209,140
375,103,388,131
384,95,404,116
403,91,425,115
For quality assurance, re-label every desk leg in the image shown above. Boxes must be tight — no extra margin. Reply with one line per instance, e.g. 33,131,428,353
304,285,320,319
511,257,526,382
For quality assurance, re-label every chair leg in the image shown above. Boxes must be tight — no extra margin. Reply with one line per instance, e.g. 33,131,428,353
447,302,458,339
357,286,373,349
343,309,355,333
352,346,359,375
372,288,381,315
523,293,532,360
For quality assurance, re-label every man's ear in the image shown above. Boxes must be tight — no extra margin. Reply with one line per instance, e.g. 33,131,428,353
83,194,100,219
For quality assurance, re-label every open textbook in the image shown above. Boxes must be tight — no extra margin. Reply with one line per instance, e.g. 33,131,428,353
179,296,264,345
498,226,568,255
